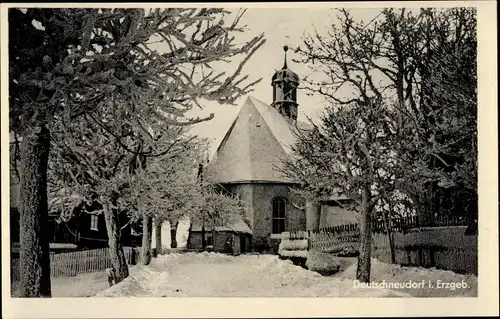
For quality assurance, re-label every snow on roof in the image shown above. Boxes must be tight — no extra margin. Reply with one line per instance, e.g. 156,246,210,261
206,96,308,184
321,205,360,227
49,243,78,250
191,217,253,235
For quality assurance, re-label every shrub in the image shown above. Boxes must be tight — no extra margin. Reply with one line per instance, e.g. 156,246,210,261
252,237,270,253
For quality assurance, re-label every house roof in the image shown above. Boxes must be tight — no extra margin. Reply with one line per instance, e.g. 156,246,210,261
190,217,253,235
205,96,309,184
321,205,360,226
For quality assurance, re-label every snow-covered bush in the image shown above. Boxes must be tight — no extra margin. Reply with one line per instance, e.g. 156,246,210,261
252,237,271,252
322,243,359,256
306,251,356,276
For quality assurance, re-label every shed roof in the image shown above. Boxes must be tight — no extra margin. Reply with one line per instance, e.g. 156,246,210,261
190,217,253,235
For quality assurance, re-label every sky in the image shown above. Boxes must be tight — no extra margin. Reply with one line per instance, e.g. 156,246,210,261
179,8,383,157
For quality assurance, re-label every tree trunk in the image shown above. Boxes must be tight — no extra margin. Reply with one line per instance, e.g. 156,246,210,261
170,220,177,249
382,210,396,264
356,186,373,283
186,220,193,249
19,124,51,298
140,214,153,265
201,217,206,249
103,205,129,284
212,220,217,252
155,219,162,255
305,200,321,231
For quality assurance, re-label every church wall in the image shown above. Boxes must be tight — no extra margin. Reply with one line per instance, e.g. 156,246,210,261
251,183,306,247
220,183,306,253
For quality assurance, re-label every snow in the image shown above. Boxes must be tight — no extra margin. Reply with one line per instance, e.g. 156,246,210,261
93,253,411,297
13,252,477,297
12,271,109,297
190,217,253,234
279,250,309,258
338,257,478,297
279,238,309,251
176,215,191,248
19,252,476,298
49,243,78,249
278,238,309,258
151,220,171,250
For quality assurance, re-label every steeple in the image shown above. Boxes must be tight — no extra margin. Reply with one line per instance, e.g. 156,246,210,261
271,45,299,122
283,44,288,69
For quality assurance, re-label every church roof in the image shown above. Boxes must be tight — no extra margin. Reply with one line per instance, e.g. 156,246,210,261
205,96,309,184
272,68,299,83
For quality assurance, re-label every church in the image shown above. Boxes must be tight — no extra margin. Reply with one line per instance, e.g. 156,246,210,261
205,46,358,252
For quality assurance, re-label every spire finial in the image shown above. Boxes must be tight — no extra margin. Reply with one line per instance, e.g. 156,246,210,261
283,30,290,69
283,44,289,69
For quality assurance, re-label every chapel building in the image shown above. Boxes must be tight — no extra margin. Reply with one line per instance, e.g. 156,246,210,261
205,46,357,251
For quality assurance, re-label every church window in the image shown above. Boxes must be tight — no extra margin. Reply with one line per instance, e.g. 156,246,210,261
283,82,290,100
272,197,286,234
90,215,99,231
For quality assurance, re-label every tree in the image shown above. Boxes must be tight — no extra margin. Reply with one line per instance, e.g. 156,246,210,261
282,97,398,282
294,8,476,222
285,7,476,281
49,116,139,281
10,8,265,296
189,182,248,252
123,131,207,262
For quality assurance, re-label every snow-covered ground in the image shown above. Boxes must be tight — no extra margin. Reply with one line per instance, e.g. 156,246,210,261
338,257,478,297
14,252,476,297
11,271,109,297
90,252,476,298
94,252,407,297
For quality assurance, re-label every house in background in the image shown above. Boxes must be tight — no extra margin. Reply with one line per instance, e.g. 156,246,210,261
9,133,142,252
187,217,253,255
10,174,141,254
46,205,143,250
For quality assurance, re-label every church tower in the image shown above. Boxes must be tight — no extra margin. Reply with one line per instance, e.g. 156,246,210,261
271,45,299,122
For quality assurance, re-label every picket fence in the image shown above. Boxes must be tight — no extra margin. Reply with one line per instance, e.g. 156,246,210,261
11,247,139,282
281,216,477,274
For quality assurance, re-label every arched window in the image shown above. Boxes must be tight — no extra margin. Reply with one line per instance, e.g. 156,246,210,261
272,197,286,234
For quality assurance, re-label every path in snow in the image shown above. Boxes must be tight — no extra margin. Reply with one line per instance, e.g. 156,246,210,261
11,252,476,298
95,253,411,297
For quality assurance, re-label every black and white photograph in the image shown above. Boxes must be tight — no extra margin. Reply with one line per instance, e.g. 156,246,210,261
1,1,498,318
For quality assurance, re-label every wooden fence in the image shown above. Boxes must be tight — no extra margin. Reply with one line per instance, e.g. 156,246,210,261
309,228,360,255
11,247,139,282
281,216,477,275
372,214,472,232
